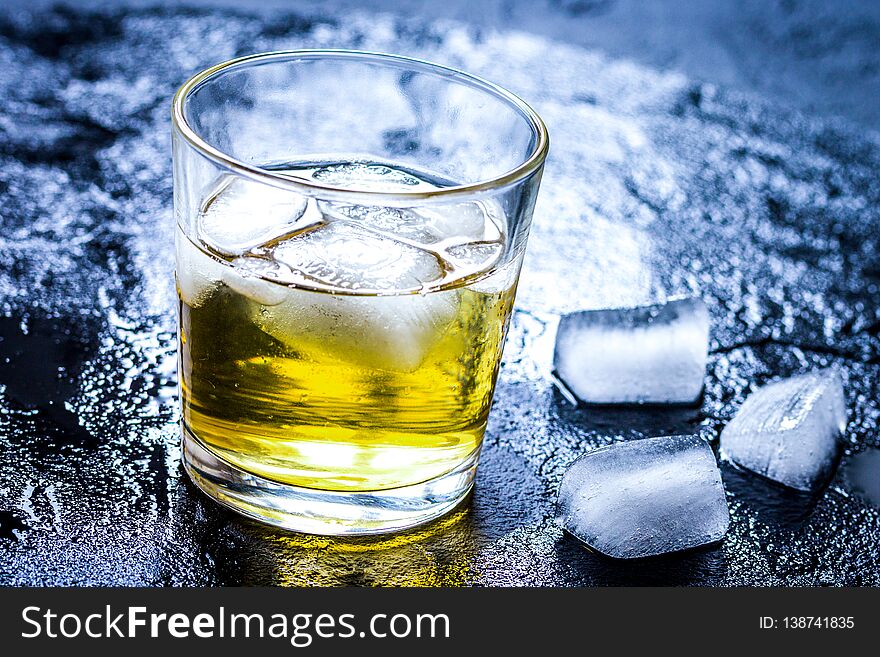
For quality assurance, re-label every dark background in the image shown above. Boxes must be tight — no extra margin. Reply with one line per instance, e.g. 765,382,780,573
19,0,880,130
0,0,878,585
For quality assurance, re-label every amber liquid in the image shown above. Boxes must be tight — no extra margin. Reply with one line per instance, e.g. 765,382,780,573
179,270,515,491
177,160,517,492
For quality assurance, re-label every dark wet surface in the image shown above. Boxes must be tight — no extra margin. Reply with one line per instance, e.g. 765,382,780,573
0,5,878,586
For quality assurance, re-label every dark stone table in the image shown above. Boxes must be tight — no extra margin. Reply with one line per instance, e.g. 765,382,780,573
0,5,877,586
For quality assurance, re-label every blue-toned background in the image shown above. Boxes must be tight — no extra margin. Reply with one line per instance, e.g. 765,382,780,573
0,0,878,585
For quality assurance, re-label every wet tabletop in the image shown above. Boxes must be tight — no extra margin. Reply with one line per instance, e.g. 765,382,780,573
0,5,878,586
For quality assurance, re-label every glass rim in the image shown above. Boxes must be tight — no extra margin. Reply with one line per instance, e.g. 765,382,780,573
171,49,549,202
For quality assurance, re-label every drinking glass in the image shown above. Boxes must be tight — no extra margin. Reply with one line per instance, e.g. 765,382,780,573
172,50,548,534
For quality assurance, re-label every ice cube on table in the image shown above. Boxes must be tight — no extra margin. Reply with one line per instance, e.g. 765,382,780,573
553,297,710,404
253,287,460,372
557,434,730,559
720,370,847,492
198,176,315,255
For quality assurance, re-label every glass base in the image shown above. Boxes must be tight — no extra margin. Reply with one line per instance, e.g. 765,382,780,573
182,428,479,535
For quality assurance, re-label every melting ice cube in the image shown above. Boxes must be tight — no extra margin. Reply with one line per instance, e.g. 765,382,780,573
223,257,291,306
319,203,443,245
416,201,499,243
443,241,504,277
175,232,226,307
720,370,847,492
557,434,730,559
310,162,428,191
175,234,289,307
253,287,459,372
197,176,316,256
271,222,444,292
255,222,459,371
319,199,502,250
553,297,710,404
